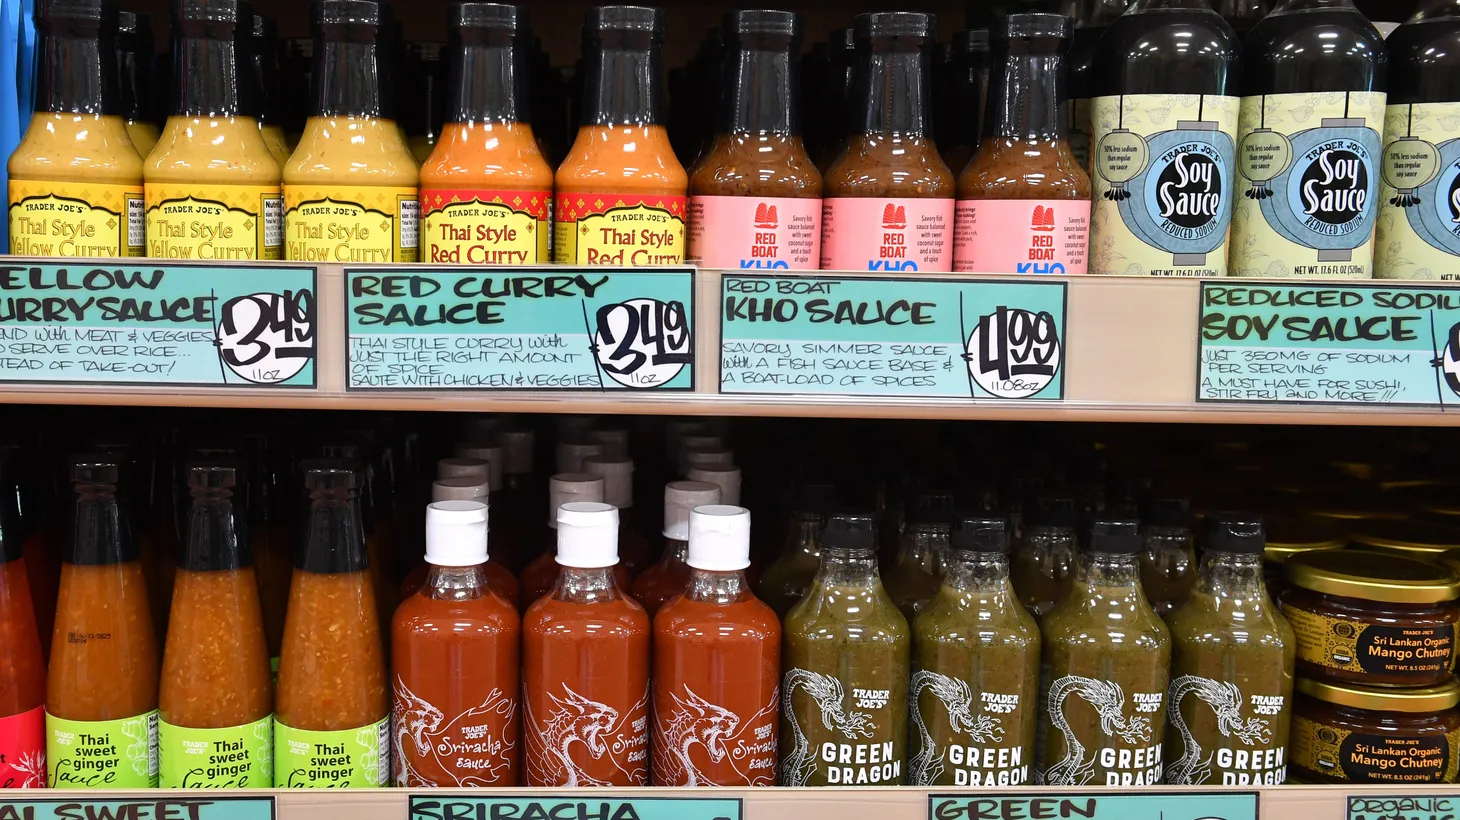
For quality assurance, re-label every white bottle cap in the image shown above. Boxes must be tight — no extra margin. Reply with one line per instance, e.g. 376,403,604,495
548,473,604,528
556,501,619,567
455,442,505,490
583,456,635,508
664,480,722,540
682,447,734,476
589,427,630,458
556,440,604,474
432,477,490,503
688,465,742,506
499,427,535,476
688,505,751,571
438,457,489,484
426,500,490,566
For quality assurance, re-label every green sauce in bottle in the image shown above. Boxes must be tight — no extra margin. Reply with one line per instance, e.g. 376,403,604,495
1012,495,1078,619
757,505,825,618
884,499,952,623
1139,498,1196,619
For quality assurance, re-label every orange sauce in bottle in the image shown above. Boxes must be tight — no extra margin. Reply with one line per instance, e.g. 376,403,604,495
520,473,628,607
0,480,45,788
633,481,721,615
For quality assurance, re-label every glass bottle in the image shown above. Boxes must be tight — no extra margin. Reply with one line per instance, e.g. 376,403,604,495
118,11,160,156
633,481,722,615
1218,0,1270,31
583,456,654,577
1011,495,1078,618
883,507,951,623
0,456,44,788
953,13,1090,274
250,15,292,167
519,474,632,607
1139,497,1196,617
813,28,856,172
404,41,446,164
400,478,519,606
755,508,823,618
1066,0,1129,169
940,28,990,176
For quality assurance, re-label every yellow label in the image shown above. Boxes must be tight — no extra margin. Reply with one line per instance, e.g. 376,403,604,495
1281,602,1456,680
554,194,687,266
420,188,550,265
1290,713,1460,782
283,184,419,263
145,184,282,261
9,180,144,257
1375,101,1460,279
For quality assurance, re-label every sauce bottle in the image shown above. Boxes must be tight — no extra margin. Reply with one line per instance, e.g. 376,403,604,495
454,441,524,576
555,6,687,266
1374,0,1460,279
274,461,388,788
1066,0,1129,170
687,9,822,270
954,14,1090,274
145,0,283,262
813,28,857,172
1165,513,1294,786
941,29,990,176
821,13,954,273
653,505,780,786
1010,495,1078,618
47,456,159,789
158,464,271,788
688,465,742,506
523,502,650,786
392,501,521,787
910,517,1039,787
1087,0,1241,276
780,512,909,786
401,478,519,606
1139,497,1196,617
283,0,420,264
250,15,292,167
633,480,722,615
756,506,824,618
519,474,622,607
9,0,145,258
404,42,446,164
1037,519,1170,786
884,505,951,623
118,12,160,158
1229,0,1387,277
0,467,44,788
583,456,654,577
420,3,553,266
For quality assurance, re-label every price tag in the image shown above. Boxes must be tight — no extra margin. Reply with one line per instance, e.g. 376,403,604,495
1197,282,1460,407
0,262,316,387
930,793,1257,820
720,274,1066,400
408,797,741,820
1349,795,1460,820
344,268,695,391
0,798,274,820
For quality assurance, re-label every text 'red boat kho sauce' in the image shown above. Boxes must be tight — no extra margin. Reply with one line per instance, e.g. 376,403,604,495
0,463,44,789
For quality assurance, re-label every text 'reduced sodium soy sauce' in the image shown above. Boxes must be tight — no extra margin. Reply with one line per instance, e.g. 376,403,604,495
1228,0,1387,277
1374,0,1460,279
1087,0,1242,276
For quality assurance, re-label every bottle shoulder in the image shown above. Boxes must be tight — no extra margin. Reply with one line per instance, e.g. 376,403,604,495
419,122,555,190
654,596,782,639
9,114,145,184
957,139,1092,200
824,135,955,198
688,134,823,198
282,117,420,187
1093,11,1242,96
144,117,282,185
1386,19,1460,103
555,125,688,194
1241,10,1387,94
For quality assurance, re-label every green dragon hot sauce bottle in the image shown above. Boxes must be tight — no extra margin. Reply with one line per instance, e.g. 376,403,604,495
780,511,909,786
1140,497,1197,619
911,516,1039,786
1037,518,1170,786
1012,495,1078,619
1165,512,1295,786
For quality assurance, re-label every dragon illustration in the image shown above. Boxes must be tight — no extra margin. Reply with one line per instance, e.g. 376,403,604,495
908,671,1005,786
1039,676,1151,786
651,685,742,786
1164,675,1271,785
393,677,519,787
393,677,446,786
7,750,44,788
780,669,875,788
524,684,622,786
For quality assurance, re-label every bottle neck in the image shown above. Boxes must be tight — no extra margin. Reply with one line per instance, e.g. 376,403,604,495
1196,551,1269,600
722,32,798,136
944,550,1014,593
788,515,821,557
686,567,753,604
299,489,368,573
899,524,948,566
663,537,687,563
448,29,525,124
69,483,130,565
857,37,932,136
313,24,385,119
182,491,246,571
423,563,491,600
583,30,663,127
118,41,149,121
1078,552,1143,589
173,24,247,119
985,40,1066,141
37,22,118,116
552,564,624,604
812,547,880,587
251,39,280,123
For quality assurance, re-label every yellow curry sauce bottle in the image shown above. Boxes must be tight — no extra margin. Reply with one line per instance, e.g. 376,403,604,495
554,6,688,266
118,12,160,158
283,0,419,263
8,0,145,258
420,2,552,265
145,0,283,262
250,15,293,167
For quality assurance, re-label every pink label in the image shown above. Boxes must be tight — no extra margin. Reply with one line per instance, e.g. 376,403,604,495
820,197,954,272
0,705,44,788
953,199,1090,274
688,196,821,269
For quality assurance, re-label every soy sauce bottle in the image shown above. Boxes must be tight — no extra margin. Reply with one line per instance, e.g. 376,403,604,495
1066,0,1129,169
1228,0,1386,278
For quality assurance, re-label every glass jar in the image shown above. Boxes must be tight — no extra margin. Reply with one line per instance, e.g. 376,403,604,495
1290,676,1460,783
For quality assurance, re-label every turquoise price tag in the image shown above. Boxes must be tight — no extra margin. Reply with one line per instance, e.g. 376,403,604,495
0,798,274,820
1349,795,1460,820
344,268,695,390
1197,282,1460,406
720,274,1066,400
0,262,316,387
930,793,1257,820
408,797,741,820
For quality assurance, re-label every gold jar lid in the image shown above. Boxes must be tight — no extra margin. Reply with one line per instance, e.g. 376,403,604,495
1264,515,1347,563
1297,676,1460,713
1351,519,1460,557
1287,548,1460,604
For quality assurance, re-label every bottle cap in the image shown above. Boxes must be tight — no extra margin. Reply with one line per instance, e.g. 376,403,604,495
312,0,381,28
725,8,798,37
952,515,1009,553
118,9,145,33
856,11,934,40
556,501,620,567
997,12,1069,41
822,511,877,552
451,1,526,30
426,500,489,566
69,454,119,486
1027,495,1078,529
1143,496,1193,529
682,447,734,475
432,477,490,503
1205,512,1266,555
298,459,367,574
688,505,751,570
499,427,535,475
587,5,665,35
589,427,629,458
664,480,722,540
181,463,251,571
548,473,604,528
556,415,597,440
253,12,272,38
302,457,358,491
688,465,741,505
582,456,635,508
455,442,504,490
1088,518,1142,554
954,28,989,52
175,0,247,25
556,440,604,473
437,456,489,485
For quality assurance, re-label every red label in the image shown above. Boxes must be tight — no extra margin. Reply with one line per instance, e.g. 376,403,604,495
554,193,687,266
0,705,45,788
688,196,821,269
420,188,551,265
953,199,1090,274
820,197,953,272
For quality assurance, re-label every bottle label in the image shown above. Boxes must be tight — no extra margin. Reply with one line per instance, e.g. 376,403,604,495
145,185,283,261
1069,98,1093,171
553,193,687,266
283,185,419,263
1281,603,1455,681
909,673,1030,787
953,199,1090,274
651,682,778,786
1375,101,1460,279
1290,713,1460,782
1089,93,1241,276
820,197,954,272
9,181,145,257
524,683,648,786
687,195,821,270
780,667,906,787
420,188,551,265
392,676,519,787
46,710,159,789
158,715,272,788
0,705,45,787
1036,674,1163,786
274,717,389,788
1230,90,1387,277
1164,675,1286,786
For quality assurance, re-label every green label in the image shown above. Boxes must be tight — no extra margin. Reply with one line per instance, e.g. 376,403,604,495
930,794,1257,820
409,798,742,820
159,715,272,788
1375,101,1460,280
46,710,158,789
273,717,388,788
0,799,274,820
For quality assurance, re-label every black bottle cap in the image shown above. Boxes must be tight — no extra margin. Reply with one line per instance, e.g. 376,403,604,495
181,463,252,572
821,510,877,551
452,2,526,31
587,5,665,36
1205,512,1266,554
175,0,246,24
856,11,934,40
955,28,989,52
1087,518,1143,554
312,0,380,28
43,0,115,23
726,9,799,37
1027,495,1078,529
1143,497,1193,529
952,515,1009,553
997,12,1070,41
